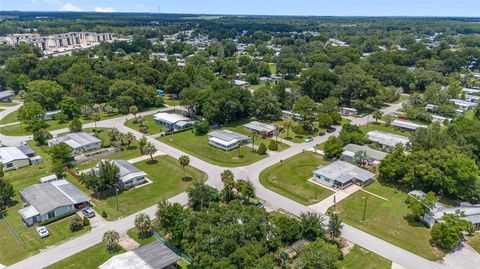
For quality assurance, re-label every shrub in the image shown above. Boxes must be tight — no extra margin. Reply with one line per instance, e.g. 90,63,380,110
193,119,209,136
69,215,84,232
83,216,90,226
257,143,267,155
268,140,278,151
101,210,108,218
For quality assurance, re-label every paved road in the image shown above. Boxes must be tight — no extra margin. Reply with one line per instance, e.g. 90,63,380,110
6,101,480,269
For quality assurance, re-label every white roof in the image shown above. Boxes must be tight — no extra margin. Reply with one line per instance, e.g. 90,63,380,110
463,88,480,94
209,136,238,147
243,121,276,133
18,205,39,219
314,160,375,183
391,120,427,131
234,80,249,86
208,130,249,143
48,132,101,149
153,113,189,124
450,99,477,108
367,130,410,148
0,147,29,163
100,252,150,269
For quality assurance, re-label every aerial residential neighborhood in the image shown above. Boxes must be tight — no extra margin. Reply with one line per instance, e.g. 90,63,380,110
0,2,480,269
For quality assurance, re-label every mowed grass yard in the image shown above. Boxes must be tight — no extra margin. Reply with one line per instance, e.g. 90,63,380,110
158,130,267,167
125,115,166,135
259,152,333,205
0,142,92,265
71,155,206,220
330,182,444,260
224,123,290,151
45,243,124,269
338,245,391,269
467,233,480,253
360,122,411,137
0,109,19,124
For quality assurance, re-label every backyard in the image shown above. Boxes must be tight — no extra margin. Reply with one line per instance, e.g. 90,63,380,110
330,181,444,261
71,155,206,220
339,245,391,269
44,243,124,269
158,130,267,167
259,152,334,205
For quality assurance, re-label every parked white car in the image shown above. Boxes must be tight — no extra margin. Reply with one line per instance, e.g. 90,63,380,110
36,226,49,238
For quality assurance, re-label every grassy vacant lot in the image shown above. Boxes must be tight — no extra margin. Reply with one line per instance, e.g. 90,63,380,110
339,245,391,269
467,233,480,253
360,122,411,137
158,130,267,167
331,182,444,260
74,128,144,170
125,115,166,135
73,155,206,220
45,243,124,269
259,152,333,205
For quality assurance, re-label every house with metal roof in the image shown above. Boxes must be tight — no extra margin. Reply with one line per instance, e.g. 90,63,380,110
243,121,278,137
342,144,387,166
233,79,250,88
93,160,147,189
207,130,250,151
0,90,15,102
391,120,427,132
18,179,90,226
366,130,410,151
153,112,193,131
450,99,477,110
100,240,181,269
0,147,30,171
313,160,375,189
47,132,102,154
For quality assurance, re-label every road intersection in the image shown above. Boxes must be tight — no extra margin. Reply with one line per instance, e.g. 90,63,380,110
5,101,480,269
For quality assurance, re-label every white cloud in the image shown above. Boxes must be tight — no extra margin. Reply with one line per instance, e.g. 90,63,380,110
59,3,81,12
94,6,116,12
45,0,61,4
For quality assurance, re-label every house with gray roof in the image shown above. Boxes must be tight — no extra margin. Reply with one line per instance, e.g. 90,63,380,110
93,160,147,189
391,120,427,132
313,160,375,189
100,240,180,269
207,130,249,151
0,90,15,102
342,144,387,166
18,179,90,226
0,146,30,171
243,121,278,138
47,132,102,154
366,130,410,151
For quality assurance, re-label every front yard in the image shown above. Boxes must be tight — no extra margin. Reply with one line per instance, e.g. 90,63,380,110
339,245,391,269
330,181,444,261
158,130,267,167
124,115,166,135
224,123,290,151
45,243,124,269
467,232,480,253
72,155,206,220
360,122,412,137
259,152,334,205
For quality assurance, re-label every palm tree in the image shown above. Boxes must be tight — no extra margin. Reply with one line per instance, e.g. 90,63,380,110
354,150,367,166
126,132,135,148
282,118,294,139
134,213,152,238
372,110,383,123
178,155,190,180
144,142,157,162
249,130,258,153
90,112,101,132
129,106,139,122
108,128,119,141
102,230,120,252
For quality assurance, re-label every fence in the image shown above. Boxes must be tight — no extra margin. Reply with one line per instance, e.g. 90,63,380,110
152,230,191,264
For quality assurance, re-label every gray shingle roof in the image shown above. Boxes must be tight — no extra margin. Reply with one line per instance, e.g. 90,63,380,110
314,160,375,183
134,240,180,269
342,144,387,161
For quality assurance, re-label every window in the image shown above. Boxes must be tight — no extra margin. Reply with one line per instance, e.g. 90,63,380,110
6,163,13,168
47,211,56,219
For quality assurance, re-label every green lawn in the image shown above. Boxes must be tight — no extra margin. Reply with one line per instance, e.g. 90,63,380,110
158,130,267,167
268,63,277,74
74,155,206,220
360,122,411,137
74,128,144,170
125,115,166,135
467,233,480,253
225,123,290,152
338,245,391,269
0,109,18,125
392,94,410,104
331,182,444,261
45,243,124,269
0,102,19,107
259,152,333,205
127,227,156,245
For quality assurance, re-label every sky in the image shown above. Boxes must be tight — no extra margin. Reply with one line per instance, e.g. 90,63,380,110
1,0,480,17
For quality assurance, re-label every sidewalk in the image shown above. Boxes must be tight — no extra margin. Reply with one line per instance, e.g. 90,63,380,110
308,184,362,214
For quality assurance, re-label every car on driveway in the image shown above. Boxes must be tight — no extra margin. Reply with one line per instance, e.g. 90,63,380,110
36,226,49,238
255,201,264,208
82,207,96,218
318,131,325,136
304,136,313,143
326,127,336,133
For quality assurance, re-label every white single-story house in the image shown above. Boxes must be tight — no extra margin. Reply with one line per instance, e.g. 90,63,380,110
342,144,387,166
39,174,61,184
208,130,250,151
0,90,15,102
100,240,180,269
0,147,30,171
94,160,147,189
43,110,62,120
391,120,427,132
425,104,438,112
473,73,480,79
313,160,375,189
243,121,278,138
463,87,480,95
340,107,358,116
233,80,250,88
450,99,477,110
408,190,480,229
431,114,452,124
282,110,302,121
465,94,480,103
18,179,90,226
48,132,102,154
153,112,193,131
366,130,410,151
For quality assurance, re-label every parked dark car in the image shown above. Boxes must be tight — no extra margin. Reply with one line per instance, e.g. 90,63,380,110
326,127,336,133
319,131,326,136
